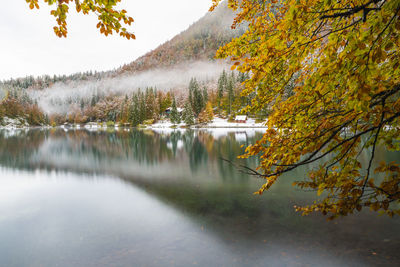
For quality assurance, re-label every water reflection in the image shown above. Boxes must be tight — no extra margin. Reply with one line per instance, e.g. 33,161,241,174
0,129,265,185
0,128,399,266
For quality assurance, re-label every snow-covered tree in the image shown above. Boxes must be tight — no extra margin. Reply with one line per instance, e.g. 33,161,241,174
170,98,180,124
182,101,194,126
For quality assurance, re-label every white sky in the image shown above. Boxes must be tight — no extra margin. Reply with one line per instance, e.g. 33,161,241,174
0,1,213,80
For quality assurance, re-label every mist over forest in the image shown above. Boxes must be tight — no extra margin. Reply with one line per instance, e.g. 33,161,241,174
29,61,228,114
0,0,248,123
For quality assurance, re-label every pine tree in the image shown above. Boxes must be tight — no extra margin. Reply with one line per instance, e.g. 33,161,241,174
182,101,194,125
202,86,208,104
227,72,235,114
129,94,140,126
187,78,204,116
161,91,172,114
139,91,146,124
120,94,129,123
145,87,155,120
193,86,204,117
217,70,227,109
157,91,163,116
170,98,180,124
189,78,199,110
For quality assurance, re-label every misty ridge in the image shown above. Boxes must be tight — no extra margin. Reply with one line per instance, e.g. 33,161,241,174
29,61,229,114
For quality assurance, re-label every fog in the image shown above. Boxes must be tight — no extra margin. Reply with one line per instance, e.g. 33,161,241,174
0,88,5,100
29,61,228,114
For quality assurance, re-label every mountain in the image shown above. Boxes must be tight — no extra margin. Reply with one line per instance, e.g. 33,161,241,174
0,1,242,91
117,1,245,75
0,1,247,123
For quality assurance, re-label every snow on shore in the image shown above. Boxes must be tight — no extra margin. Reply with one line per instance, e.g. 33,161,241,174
206,117,266,128
0,117,29,129
149,117,267,129
147,117,267,140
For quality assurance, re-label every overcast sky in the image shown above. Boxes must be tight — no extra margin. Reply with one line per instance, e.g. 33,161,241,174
0,1,213,80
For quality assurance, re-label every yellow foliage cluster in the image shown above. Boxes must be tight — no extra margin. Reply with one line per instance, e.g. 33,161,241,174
26,0,135,39
198,102,214,123
212,0,400,218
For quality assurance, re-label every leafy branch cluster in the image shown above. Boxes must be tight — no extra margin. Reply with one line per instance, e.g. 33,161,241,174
212,0,400,218
26,0,135,39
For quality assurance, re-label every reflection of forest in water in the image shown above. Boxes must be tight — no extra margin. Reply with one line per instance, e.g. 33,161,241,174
1,129,400,266
1,128,400,196
1,128,398,184
0,128,263,181
0,128,273,238
0,128,329,226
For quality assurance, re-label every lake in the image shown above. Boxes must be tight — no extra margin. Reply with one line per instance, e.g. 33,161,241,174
0,128,399,266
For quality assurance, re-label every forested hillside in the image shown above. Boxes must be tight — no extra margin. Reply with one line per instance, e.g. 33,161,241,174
117,1,245,74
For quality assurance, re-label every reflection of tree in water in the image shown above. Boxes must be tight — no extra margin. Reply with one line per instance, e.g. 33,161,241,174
189,134,208,172
168,130,181,157
62,130,176,166
0,128,263,179
200,131,262,182
0,129,47,170
182,130,195,153
1,129,399,266
217,133,242,181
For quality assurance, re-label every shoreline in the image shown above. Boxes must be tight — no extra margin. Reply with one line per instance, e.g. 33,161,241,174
0,119,268,130
0,125,268,130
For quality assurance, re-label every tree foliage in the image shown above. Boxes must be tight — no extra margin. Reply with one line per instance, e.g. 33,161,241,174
182,101,195,125
198,101,214,123
0,91,47,126
170,98,180,125
25,0,135,39
189,78,206,116
212,0,400,218
217,70,227,109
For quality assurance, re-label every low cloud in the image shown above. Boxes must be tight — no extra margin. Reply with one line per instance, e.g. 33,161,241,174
29,61,229,114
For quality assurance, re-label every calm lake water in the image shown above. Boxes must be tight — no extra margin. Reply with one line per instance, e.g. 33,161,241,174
0,128,399,267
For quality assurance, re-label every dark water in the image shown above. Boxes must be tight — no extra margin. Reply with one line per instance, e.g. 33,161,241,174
0,128,399,267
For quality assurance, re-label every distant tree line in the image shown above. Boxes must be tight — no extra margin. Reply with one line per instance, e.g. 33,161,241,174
0,70,112,91
0,69,263,126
